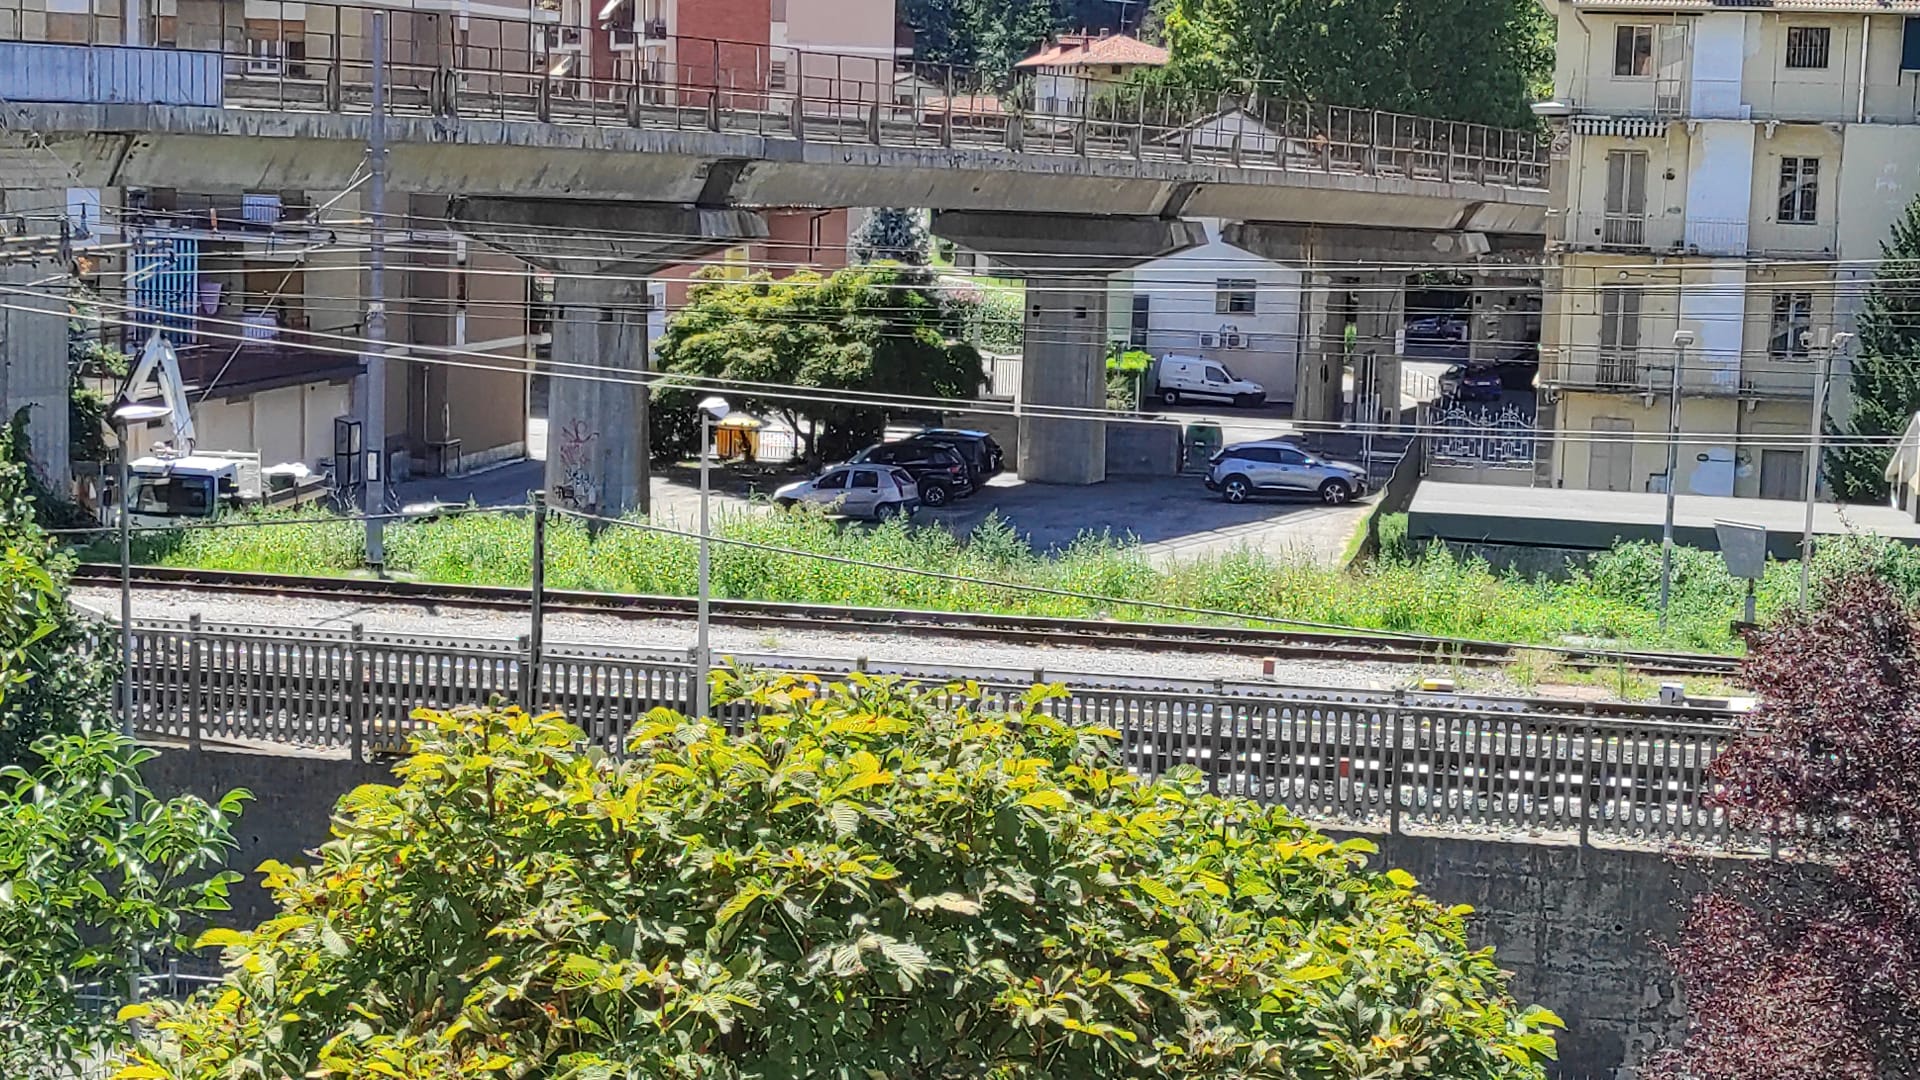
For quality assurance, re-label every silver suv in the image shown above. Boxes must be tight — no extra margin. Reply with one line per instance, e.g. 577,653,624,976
1204,440,1369,505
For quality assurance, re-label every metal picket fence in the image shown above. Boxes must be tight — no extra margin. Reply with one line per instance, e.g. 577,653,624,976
123,616,1751,852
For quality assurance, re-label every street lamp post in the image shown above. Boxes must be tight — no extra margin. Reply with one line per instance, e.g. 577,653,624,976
1659,329,1694,631
694,396,730,721
1801,328,1854,607
110,402,171,737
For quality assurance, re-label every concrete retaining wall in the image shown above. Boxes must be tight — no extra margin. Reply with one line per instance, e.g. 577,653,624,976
1104,419,1181,476
142,745,1704,1078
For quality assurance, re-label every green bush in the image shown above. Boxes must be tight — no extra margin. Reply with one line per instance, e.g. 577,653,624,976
126,681,1561,1079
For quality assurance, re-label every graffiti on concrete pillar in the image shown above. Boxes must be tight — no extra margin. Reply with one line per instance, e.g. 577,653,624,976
553,418,600,512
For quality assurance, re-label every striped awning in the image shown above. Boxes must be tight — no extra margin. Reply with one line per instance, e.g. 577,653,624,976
1571,115,1669,138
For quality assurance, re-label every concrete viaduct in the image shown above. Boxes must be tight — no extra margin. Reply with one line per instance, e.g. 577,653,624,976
0,32,1550,510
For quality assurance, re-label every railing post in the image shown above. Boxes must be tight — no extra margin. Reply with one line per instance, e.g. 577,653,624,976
349,622,366,764
1387,691,1403,836
940,65,954,148
326,22,343,111
867,97,881,144
1366,110,1380,174
1131,80,1145,158
517,633,533,706
537,73,552,122
707,39,721,131
1578,708,1594,847
528,489,546,700
187,614,204,751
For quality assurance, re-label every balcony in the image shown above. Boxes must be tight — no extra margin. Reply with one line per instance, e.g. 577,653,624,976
1560,210,1667,253
1681,217,1749,257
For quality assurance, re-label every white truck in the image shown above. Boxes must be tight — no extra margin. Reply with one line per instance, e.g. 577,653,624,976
1149,353,1268,408
113,334,325,528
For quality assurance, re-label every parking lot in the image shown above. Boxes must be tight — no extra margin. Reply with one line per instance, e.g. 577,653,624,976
393,414,1374,567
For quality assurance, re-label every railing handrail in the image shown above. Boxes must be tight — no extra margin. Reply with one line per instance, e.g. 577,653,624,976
0,0,1547,189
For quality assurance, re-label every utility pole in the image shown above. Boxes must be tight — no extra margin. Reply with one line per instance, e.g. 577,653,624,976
1659,329,1694,631
363,11,389,570
1800,327,1854,606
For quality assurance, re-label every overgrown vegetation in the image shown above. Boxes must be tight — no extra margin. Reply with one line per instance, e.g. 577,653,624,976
99,504,1920,654
124,680,1562,1078
1,730,247,1078
651,265,984,465
1828,192,1920,502
0,418,116,766
1651,572,1920,1079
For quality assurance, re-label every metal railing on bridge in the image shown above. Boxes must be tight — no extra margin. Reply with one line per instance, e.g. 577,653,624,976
0,0,1547,190
123,615,1752,853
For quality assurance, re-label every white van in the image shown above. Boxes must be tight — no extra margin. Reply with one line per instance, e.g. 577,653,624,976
1150,354,1267,407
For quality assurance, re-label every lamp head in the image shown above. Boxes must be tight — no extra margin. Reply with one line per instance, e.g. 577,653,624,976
698,396,731,421
1671,329,1695,348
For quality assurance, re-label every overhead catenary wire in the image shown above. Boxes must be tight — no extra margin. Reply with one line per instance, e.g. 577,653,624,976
36,287,1917,449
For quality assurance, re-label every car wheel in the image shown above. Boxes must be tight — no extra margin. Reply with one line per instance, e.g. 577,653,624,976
1319,478,1353,505
774,498,796,509
874,502,899,521
1161,389,1180,406
1222,475,1252,504
921,482,951,508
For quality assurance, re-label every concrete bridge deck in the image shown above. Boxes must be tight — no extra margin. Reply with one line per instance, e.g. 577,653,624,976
0,7,1548,231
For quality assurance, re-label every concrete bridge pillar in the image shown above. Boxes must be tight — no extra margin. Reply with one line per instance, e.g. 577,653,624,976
0,262,70,490
931,211,1205,485
545,275,653,516
449,199,765,517
1354,276,1407,432
1017,275,1109,484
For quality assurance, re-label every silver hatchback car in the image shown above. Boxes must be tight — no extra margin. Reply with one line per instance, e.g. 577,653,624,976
1204,440,1369,505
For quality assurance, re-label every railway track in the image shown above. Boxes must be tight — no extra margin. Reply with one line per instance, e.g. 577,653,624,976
74,563,1743,680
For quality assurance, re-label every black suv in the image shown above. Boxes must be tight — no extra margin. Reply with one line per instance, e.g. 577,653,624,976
849,441,975,507
906,429,1005,487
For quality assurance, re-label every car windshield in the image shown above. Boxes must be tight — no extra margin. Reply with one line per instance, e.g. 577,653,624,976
132,475,216,517
1215,363,1239,381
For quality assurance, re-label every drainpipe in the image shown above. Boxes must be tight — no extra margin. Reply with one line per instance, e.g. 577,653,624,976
1857,16,1870,123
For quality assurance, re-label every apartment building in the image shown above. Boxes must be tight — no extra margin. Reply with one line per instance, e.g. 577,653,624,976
1537,0,1920,500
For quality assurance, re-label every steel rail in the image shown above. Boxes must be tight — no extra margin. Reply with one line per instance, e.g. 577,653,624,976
74,563,1743,679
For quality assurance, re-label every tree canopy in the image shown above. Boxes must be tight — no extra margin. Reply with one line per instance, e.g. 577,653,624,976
2,730,246,1078
1828,195,1920,502
1650,572,1920,1079
900,0,1139,82
652,266,982,464
0,416,117,767
127,675,1562,1079
1154,0,1551,128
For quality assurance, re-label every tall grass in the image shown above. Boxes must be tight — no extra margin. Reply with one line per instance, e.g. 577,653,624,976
88,505,1920,654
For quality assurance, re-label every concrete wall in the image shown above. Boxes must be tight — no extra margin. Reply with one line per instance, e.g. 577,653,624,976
126,380,354,469
0,264,70,487
1548,391,1812,501
1107,219,1303,406
139,744,1709,1080
1103,417,1179,476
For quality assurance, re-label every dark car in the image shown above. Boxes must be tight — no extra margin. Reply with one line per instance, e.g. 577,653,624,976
849,441,975,507
1440,362,1505,402
905,429,1005,486
1407,315,1468,341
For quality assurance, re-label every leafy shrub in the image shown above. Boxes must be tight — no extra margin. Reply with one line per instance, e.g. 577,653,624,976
126,678,1561,1079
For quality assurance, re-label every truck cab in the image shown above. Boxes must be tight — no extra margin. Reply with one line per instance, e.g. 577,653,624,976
125,450,262,529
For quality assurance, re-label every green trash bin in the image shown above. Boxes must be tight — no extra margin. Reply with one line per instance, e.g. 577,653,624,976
1184,423,1223,473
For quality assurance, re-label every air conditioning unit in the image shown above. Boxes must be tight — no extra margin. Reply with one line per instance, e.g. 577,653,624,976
245,55,283,75
1223,331,1245,349
1199,332,1219,348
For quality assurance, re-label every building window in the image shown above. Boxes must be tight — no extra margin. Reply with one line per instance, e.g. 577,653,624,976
1785,26,1830,69
1130,294,1150,347
1614,24,1654,77
1770,292,1814,358
1215,278,1256,315
1599,286,1642,384
1779,157,1820,223
769,60,788,90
